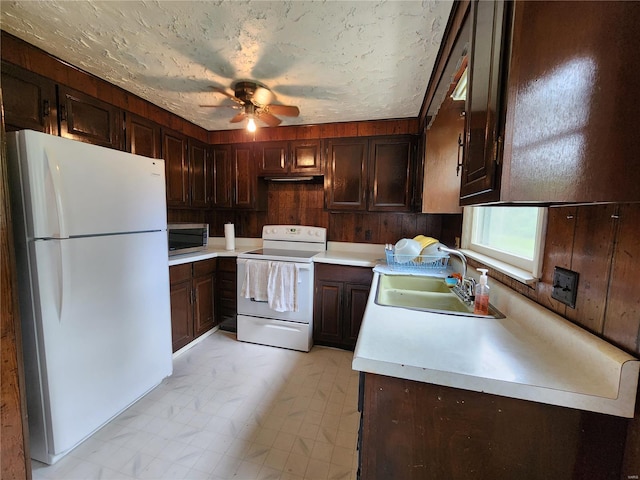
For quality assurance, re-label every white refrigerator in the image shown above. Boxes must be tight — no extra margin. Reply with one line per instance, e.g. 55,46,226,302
7,130,173,465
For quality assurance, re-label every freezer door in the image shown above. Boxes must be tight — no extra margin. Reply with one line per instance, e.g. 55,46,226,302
23,231,172,463
8,130,167,239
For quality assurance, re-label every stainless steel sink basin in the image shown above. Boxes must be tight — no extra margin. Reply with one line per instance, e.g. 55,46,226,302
375,274,505,318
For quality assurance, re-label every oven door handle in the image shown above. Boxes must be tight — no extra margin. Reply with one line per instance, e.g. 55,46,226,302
237,258,313,270
250,298,268,303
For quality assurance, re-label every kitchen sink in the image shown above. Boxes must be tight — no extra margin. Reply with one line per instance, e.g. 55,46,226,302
375,274,505,319
377,274,453,294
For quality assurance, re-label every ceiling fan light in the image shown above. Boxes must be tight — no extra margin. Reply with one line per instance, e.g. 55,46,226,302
247,116,257,132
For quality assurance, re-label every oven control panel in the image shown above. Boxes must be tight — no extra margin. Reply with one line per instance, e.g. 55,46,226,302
262,225,327,243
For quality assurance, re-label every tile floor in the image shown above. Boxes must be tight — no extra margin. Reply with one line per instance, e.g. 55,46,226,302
32,331,360,480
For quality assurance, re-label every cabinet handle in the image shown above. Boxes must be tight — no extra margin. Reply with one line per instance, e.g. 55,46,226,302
43,100,50,117
495,135,504,166
456,133,464,176
60,105,67,121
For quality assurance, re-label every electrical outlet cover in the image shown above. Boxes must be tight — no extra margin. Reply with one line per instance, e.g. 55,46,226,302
551,267,579,308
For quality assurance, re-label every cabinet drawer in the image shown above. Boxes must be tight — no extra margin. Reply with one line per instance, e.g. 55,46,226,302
193,258,217,277
315,263,374,284
169,263,192,284
217,257,237,272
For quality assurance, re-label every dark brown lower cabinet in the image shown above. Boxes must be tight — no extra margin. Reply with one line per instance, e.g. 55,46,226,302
358,373,628,480
313,263,373,350
216,257,237,332
169,258,216,352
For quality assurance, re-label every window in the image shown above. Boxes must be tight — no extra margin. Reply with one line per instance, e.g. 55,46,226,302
461,206,547,283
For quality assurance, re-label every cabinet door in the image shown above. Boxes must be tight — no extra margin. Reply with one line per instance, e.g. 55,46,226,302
326,138,368,210
126,113,161,158
163,129,189,206
1,61,58,134
503,2,640,203
169,264,193,352
233,144,256,209
257,141,288,175
217,257,237,332
211,145,232,208
343,283,371,350
59,86,123,150
290,140,322,175
369,137,414,212
189,138,209,207
193,273,215,337
313,280,344,345
460,0,511,204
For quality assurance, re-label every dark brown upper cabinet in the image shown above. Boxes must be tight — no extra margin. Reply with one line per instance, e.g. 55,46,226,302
125,113,161,159
325,135,416,212
257,139,322,177
460,0,640,204
325,138,369,210
188,138,210,208
459,0,510,204
1,61,58,135
368,137,414,211
211,144,266,210
163,129,189,207
211,144,233,208
58,85,123,150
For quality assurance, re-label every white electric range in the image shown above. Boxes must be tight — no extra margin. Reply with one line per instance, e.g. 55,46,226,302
236,225,327,352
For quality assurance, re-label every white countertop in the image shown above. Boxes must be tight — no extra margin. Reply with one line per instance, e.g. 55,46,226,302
353,271,640,418
312,241,385,267
168,237,261,266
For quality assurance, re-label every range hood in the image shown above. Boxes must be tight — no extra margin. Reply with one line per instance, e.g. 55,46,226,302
262,176,323,183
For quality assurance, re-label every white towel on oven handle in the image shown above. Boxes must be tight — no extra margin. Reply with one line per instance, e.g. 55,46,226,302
267,261,299,312
241,259,269,302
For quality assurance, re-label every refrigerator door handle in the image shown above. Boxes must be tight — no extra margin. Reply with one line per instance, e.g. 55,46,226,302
58,241,69,322
45,148,68,239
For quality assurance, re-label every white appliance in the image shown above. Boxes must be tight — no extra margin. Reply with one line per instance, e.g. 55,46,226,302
7,130,173,465
237,225,327,352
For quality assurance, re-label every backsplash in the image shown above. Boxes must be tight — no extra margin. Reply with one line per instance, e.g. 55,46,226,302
168,182,463,246
469,203,639,357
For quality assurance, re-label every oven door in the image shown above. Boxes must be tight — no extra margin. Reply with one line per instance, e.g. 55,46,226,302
236,258,313,323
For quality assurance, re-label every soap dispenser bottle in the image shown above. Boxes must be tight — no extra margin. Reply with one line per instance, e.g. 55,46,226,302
473,268,490,315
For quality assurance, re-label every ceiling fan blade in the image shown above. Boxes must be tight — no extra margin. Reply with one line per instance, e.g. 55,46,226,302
265,104,300,117
256,111,282,127
199,104,241,109
212,87,244,105
230,112,247,123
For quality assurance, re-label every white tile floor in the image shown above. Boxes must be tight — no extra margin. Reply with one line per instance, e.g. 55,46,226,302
32,331,360,480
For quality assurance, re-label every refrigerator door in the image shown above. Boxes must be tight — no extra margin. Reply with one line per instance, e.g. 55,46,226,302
8,130,166,239
23,231,172,464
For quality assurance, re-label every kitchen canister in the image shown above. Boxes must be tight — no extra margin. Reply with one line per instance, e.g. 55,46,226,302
224,223,235,250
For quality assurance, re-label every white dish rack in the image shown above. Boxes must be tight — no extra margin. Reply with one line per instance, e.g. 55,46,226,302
385,249,449,271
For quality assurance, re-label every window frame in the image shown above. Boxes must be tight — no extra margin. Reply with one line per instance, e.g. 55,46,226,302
461,206,548,283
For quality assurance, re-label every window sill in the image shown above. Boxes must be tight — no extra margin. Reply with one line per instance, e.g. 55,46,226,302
459,249,537,286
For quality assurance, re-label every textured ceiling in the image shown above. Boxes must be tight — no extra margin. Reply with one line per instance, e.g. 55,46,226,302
1,0,453,131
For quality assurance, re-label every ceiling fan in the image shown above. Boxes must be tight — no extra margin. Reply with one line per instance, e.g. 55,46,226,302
200,81,300,130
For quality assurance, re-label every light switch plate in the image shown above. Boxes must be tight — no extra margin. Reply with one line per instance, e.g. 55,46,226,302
551,267,579,308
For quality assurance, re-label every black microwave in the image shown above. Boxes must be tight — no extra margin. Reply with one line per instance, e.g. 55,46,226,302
168,223,209,256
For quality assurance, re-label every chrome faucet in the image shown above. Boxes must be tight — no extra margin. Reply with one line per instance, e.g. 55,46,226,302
437,245,467,279
438,246,475,304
